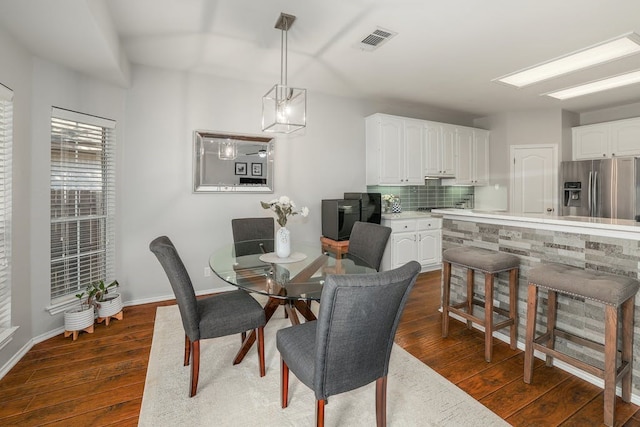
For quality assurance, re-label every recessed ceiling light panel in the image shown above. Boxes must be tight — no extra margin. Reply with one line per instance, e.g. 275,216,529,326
494,33,640,87
545,69,640,100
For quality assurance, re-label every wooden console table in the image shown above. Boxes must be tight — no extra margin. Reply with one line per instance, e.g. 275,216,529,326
320,236,349,258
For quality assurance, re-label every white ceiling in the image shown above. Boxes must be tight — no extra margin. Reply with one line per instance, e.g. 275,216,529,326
2,0,640,117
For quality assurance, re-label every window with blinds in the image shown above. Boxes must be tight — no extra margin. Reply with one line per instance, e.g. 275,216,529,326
0,84,12,332
50,108,115,302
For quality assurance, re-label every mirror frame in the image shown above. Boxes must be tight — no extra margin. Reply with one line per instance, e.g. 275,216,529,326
193,130,275,193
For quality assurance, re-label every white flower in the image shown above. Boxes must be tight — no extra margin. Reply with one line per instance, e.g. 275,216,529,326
261,196,309,228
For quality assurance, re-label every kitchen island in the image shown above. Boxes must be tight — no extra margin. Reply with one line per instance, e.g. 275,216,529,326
431,208,640,401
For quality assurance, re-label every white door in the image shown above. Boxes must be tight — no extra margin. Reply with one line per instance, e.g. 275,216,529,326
511,145,557,214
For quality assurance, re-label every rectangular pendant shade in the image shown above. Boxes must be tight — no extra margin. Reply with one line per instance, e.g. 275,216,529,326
262,84,306,134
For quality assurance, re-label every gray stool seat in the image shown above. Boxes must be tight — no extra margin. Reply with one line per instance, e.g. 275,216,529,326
442,246,520,362
529,263,639,306
443,247,519,273
524,263,639,427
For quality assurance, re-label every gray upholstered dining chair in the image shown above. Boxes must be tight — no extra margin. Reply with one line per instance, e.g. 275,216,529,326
149,235,266,397
346,221,392,271
231,217,275,256
276,260,421,427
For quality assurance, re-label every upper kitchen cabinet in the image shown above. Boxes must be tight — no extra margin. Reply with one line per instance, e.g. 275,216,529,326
573,117,640,160
366,114,424,185
442,127,490,186
424,123,456,177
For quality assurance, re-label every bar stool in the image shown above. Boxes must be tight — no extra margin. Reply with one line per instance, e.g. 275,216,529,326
442,246,520,362
524,263,639,427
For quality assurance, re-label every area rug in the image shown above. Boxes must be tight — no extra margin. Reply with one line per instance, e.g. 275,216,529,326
139,305,508,426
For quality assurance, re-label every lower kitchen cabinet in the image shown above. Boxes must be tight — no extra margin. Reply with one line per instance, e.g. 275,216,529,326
380,216,442,272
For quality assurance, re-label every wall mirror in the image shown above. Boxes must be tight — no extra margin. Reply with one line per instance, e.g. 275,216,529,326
193,130,275,193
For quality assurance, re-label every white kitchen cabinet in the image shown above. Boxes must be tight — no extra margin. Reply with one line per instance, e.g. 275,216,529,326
380,216,442,272
442,127,490,186
573,117,640,159
424,123,456,177
366,114,424,185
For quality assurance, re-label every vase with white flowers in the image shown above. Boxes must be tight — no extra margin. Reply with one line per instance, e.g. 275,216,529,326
261,196,309,258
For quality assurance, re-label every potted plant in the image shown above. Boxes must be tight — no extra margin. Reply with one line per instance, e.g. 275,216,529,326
88,280,123,325
63,297,95,341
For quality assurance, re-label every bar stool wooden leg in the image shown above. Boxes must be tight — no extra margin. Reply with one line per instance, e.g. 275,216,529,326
621,297,634,402
509,268,518,349
523,283,537,384
484,272,495,362
466,268,474,329
545,290,557,367
604,304,618,427
442,261,451,337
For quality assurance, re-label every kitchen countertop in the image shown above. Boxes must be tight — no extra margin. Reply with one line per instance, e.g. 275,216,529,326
431,208,640,239
381,211,434,220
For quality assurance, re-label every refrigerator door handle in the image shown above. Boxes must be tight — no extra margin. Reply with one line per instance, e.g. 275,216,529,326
593,171,598,217
587,171,593,216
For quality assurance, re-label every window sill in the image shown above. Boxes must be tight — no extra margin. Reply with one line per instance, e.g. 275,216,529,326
0,326,19,351
46,298,81,316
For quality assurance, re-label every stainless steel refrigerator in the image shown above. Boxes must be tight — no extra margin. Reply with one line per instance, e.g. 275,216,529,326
561,157,640,220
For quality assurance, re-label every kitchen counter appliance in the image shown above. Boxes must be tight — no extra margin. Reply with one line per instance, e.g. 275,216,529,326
561,157,640,220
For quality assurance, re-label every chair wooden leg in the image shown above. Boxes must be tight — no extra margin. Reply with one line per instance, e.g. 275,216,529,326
257,327,265,377
604,304,618,427
621,297,635,402
189,340,200,397
376,376,387,427
442,261,451,337
281,358,289,408
316,399,325,427
523,284,538,384
241,331,246,343
545,290,557,367
466,268,474,329
509,268,519,349
184,335,191,366
484,272,495,362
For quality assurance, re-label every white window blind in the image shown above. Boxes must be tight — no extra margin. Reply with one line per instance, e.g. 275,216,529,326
50,107,115,302
0,84,13,331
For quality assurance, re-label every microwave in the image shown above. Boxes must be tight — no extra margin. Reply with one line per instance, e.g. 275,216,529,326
321,199,361,241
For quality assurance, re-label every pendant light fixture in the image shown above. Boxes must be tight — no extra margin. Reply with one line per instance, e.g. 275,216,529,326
218,139,237,160
262,13,306,134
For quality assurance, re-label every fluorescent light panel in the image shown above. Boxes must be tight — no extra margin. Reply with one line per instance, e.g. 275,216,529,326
496,33,640,87
545,69,640,99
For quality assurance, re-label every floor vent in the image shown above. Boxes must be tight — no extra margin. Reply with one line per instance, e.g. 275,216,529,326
357,27,397,51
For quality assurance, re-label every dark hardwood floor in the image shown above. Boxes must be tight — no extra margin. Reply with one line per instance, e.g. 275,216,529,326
1,270,639,426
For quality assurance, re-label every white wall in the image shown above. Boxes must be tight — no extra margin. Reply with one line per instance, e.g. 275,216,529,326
0,24,33,371
474,109,566,210
121,65,473,303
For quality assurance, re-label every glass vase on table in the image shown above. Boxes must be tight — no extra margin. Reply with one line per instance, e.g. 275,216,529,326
276,226,291,258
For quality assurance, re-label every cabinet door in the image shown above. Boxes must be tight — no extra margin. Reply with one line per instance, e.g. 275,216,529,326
391,232,417,269
455,127,474,184
417,230,441,267
441,125,456,175
573,126,608,159
424,124,440,175
473,130,490,185
378,117,404,184
610,119,640,157
404,120,424,183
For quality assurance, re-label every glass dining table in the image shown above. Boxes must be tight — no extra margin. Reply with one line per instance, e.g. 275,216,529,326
209,238,375,364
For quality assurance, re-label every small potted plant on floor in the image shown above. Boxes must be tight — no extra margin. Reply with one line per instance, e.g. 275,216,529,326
88,280,123,325
63,293,96,341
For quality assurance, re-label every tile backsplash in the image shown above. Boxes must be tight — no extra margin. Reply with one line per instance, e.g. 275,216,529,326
367,181,474,211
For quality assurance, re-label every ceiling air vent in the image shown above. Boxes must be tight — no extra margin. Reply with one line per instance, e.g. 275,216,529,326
356,27,397,51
